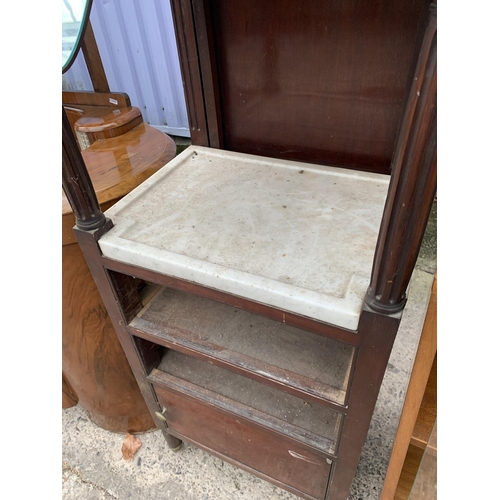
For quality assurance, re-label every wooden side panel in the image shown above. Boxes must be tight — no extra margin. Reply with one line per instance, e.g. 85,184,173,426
155,383,332,500
327,309,401,499
381,274,437,499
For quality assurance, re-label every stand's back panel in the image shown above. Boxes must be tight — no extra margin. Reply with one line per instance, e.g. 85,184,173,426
204,0,427,174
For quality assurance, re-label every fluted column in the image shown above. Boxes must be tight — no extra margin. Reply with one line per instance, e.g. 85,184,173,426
365,3,437,314
62,106,107,230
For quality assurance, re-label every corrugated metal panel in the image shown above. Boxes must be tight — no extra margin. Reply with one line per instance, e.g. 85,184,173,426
62,0,190,137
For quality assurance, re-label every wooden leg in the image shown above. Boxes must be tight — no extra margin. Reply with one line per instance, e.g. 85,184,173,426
162,430,183,451
327,309,400,499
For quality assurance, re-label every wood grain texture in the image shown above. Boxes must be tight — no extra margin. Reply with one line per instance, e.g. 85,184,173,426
62,241,155,433
101,257,361,347
62,106,107,230
62,375,78,408
132,286,354,407
170,0,211,145
181,0,427,173
62,123,176,219
64,1,439,495
154,383,332,499
380,274,436,499
394,445,425,500
62,109,176,433
74,228,174,434
73,105,142,135
410,355,437,449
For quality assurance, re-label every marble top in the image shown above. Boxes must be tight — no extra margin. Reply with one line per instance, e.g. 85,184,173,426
99,146,390,331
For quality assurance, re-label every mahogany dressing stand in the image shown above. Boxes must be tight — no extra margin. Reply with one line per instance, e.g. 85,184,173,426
62,8,177,432
63,2,436,498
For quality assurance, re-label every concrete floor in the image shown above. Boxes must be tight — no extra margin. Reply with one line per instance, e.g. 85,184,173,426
62,163,437,499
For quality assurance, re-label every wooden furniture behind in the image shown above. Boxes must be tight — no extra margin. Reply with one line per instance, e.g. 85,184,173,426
63,1,437,497
62,90,177,433
382,274,437,500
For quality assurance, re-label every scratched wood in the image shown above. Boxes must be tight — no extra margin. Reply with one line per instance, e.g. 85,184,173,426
157,349,342,454
133,286,355,406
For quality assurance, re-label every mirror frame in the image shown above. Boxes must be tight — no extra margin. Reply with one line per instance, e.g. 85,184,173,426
62,0,94,74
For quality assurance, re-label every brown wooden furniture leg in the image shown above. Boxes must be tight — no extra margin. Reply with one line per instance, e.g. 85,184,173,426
162,430,183,451
326,309,401,499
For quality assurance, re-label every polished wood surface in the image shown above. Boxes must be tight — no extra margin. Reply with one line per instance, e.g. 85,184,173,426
177,0,427,173
62,111,176,433
366,3,437,313
394,446,425,500
70,105,144,145
62,90,131,108
81,19,110,93
74,106,142,133
62,122,177,226
62,242,154,433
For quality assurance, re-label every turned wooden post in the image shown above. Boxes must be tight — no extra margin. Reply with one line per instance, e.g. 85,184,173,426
365,3,437,314
62,106,109,230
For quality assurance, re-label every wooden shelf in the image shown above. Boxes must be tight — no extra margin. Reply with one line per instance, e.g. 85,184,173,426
130,286,355,407
150,349,343,455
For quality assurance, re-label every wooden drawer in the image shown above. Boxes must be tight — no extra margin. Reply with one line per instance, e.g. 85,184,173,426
153,381,333,500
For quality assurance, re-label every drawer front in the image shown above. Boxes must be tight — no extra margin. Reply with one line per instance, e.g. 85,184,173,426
155,384,332,499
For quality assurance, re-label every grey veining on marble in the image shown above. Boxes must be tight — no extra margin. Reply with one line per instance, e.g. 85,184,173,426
99,145,389,331
62,269,434,500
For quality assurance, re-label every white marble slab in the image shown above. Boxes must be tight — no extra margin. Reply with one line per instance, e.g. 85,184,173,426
99,146,390,330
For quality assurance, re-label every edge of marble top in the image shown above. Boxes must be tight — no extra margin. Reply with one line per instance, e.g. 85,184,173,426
99,146,391,332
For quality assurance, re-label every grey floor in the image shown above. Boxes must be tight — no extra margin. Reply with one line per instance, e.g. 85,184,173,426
62,202,437,500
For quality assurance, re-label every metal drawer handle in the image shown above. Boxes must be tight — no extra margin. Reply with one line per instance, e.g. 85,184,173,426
155,406,168,421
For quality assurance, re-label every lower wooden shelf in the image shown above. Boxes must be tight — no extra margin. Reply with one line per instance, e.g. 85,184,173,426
130,285,355,408
150,349,343,455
